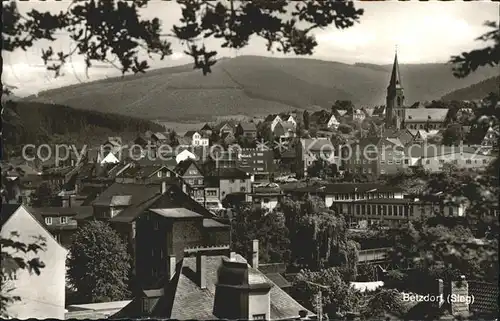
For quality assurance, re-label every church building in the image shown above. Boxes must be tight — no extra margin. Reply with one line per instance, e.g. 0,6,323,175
385,52,449,130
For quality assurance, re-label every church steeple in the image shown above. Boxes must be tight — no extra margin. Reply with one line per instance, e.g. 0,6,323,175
388,51,403,90
385,47,405,128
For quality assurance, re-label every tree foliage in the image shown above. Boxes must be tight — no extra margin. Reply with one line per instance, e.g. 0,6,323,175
67,220,131,303
230,205,290,264
0,232,47,318
280,196,359,274
307,159,338,179
2,0,363,77
292,267,361,317
441,123,465,146
450,21,499,78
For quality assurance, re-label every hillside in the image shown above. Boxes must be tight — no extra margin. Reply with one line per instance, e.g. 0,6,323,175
440,76,500,101
2,100,164,156
25,55,498,122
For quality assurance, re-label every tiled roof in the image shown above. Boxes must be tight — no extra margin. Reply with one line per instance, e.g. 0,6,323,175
150,208,203,219
405,108,448,122
92,183,161,207
238,122,257,132
112,253,311,319
177,137,192,146
469,281,499,314
265,273,292,289
184,130,199,138
29,206,93,218
117,164,168,179
153,132,168,141
203,218,228,228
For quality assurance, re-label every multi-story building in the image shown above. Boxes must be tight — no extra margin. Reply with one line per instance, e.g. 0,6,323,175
296,138,339,178
237,148,275,184
343,137,405,176
250,183,284,212
206,168,252,202
174,159,206,203
406,145,497,172
284,183,405,207
86,180,221,286
29,206,92,248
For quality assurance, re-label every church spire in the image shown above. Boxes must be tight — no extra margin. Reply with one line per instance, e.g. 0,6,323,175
388,48,402,89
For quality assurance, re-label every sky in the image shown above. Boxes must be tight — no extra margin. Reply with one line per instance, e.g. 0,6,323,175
2,0,499,96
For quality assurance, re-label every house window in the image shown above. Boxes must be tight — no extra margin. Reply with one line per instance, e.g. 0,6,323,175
230,179,235,183
253,314,266,320
387,160,393,165
380,160,385,164
157,171,162,177
439,160,444,164
466,160,472,164
240,187,246,192
263,198,270,203
404,159,409,165
483,159,487,164
257,160,264,164
45,217,52,225
367,168,372,174
142,298,150,313
61,216,67,224
426,160,430,164
240,179,246,183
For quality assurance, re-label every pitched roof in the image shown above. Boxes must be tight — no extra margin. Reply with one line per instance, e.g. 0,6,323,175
116,164,169,179
404,108,448,122
91,182,162,207
152,132,168,141
184,130,199,138
203,218,228,228
174,159,204,176
112,253,311,319
177,137,192,146
238,122,257,132
150,208,203,219
29,206,93,218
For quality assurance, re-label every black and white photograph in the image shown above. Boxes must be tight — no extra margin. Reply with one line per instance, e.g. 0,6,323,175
1,0,499,320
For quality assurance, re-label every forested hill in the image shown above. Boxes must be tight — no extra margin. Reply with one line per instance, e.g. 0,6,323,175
441,76,500,101
2,100,164,156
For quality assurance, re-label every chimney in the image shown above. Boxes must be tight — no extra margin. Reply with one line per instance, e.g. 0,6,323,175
251,239,259,269
161,180,167,194
196,254,207,289
62,197,69,208
230,251,236,261
168,255,176,280
450,275,469,316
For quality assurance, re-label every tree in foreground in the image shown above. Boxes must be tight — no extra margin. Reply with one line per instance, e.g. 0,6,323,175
230,204,290,264
68,220,131,303
0,232,46,318
292,267,361,318
2,1,363,77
